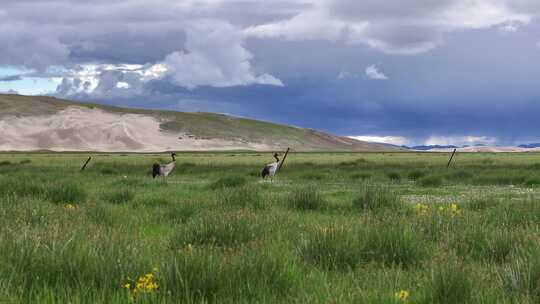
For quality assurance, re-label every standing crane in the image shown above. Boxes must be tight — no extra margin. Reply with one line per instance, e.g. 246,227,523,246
261,148,290,180
152,152,177,178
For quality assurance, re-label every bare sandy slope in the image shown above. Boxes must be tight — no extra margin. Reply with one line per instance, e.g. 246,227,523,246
0,106,272,152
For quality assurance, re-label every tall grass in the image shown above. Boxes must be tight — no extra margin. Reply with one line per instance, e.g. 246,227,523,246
300,224,424,270
46,182,87,204
170,210,263,248
102,188,134,204
352,184,401,211
420,263,474,304
210,175,247,189
219,185,264,209
289,186,326,210
499,244,540,302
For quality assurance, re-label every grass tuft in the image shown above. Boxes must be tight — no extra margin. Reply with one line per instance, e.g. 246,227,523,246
170,210,262,247
421,263,474,304
102,188,134,204
352,184,401,211
300,224,423,270
499,245,540,302
350,173,372,180
418,175,443,187
408,170,426,180
289,186,326,211
46,182,87,204
386,171,401,181
220,186,264,209
210,175,247,190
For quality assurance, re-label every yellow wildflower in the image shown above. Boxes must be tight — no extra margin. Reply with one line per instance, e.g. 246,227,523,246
124,283,131,289
65,204,77,210
395,289,410,301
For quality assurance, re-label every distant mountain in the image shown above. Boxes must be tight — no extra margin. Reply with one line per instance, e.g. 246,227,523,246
0,94,395,152
518,143,540,148
408,145,459,151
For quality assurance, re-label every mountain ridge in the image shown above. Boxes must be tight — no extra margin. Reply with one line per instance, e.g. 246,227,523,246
0,94,392,152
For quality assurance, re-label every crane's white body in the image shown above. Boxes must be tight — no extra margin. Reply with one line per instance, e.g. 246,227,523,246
159,162,176,176
153,153,176,178
264,162,279,177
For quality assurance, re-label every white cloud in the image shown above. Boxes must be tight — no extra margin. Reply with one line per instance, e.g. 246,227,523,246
164,20,283,89
116,82,130,89
349,135,410,146
424,135,498,146
245,0,532,55
337,70,351,79
54,63,168,98
499,23,519,32
365,65,388,80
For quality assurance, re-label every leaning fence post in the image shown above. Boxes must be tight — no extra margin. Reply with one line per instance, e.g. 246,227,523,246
447,149,457,168
81,156,92,171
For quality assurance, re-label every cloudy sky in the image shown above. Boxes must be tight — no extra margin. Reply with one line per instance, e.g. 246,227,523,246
1,0,540,146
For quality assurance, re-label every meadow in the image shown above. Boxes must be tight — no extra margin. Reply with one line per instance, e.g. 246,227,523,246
2,151,540,303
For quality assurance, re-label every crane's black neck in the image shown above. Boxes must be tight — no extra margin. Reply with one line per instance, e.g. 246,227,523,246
171,153,176,162
274,154,279,163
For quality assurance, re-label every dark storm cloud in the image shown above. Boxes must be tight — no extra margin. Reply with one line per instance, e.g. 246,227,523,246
2,0,540,145
0,75,22,82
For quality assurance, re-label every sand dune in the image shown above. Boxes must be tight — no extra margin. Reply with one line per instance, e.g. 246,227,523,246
0,106,272,152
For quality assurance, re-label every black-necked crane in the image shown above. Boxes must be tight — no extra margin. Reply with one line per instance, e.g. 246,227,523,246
152,152,176,178
261,148,290,180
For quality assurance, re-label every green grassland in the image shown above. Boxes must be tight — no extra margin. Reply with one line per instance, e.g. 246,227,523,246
2,152,540,303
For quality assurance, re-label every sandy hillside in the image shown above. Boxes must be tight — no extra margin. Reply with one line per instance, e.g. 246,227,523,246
0,106,272,152
0,94,394,152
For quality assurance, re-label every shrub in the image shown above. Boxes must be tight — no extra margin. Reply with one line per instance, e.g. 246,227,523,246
466,195,497,211
407,170,425,180
339,158,369,167
473,175,527,186
351,173,372,180
170,211,262,248
524,178,540,187
137,196,170,208
19,159,32,165
300,226,360,271
361,225,424,268
210,175,247,190
162,247,300,302
289,186,326,211
301,173,326,181
386,172,401,181
300,225,423,270
499,245,540,302
0,178,46,199
352,184,401,211
99,168,118,175
418,176,443,187
451,170,473,180
420,264,473,304
102,188,134,204
46,182,87,204
451,227,516,263
220,186,264,209
0,161,12,166
167,204,197,224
